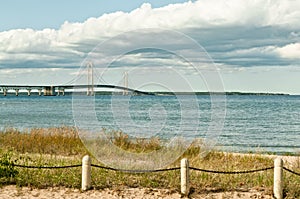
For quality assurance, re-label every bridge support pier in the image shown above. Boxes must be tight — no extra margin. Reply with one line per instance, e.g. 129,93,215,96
57,88,65,96
3,88,7,96
38,89,42,96
44,86,56,96
87,90,94,96
15,89,19,96
27,89,31,96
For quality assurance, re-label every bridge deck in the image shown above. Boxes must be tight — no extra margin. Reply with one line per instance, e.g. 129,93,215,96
0,84,154,96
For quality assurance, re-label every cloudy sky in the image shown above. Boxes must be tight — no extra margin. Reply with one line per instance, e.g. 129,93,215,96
0,0,300,94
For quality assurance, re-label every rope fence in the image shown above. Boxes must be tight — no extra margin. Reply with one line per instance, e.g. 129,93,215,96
8,163,276,174
91,164,180,173
11,163,82,169
189,166,274,174
283,167,300,176
1,155,299,199
7,162,299,176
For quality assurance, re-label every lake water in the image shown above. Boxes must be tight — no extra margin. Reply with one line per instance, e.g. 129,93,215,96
0,93,299,155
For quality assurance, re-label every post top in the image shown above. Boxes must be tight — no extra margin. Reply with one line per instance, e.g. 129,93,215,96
82,155,91,163
181,158,189,166
274,157,283,167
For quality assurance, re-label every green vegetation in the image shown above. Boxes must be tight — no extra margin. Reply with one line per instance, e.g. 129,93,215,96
0,127,299,198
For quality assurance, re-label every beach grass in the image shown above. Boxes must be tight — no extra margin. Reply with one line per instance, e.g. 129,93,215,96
0,127,299,198
0,127,86,156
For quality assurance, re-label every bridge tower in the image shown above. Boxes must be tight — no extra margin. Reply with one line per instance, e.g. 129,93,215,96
87,62,94,96
123,71,128,95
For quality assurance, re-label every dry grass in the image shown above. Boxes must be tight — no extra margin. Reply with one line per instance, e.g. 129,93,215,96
0,127,299,198
108,130,162,153
0,127,86,156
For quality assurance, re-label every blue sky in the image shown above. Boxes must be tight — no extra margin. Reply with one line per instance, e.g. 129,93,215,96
0,0,300,94
0,0,187,31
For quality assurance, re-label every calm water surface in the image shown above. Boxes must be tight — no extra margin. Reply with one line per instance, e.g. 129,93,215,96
0,94,299,154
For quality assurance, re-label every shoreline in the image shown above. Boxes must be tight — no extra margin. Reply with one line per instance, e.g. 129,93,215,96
1,127,299,156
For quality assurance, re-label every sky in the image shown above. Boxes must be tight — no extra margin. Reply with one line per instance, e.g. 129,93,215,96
0,0,300,94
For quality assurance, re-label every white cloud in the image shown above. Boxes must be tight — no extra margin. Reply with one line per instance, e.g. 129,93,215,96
222,46,277,58
0,29,55,53
276,43,300,59
0,0,299,69
0,68,77,85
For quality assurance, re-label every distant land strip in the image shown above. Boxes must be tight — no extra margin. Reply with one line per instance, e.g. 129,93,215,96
153,91,289,96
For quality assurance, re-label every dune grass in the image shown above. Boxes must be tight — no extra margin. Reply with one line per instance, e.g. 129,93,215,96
0,127,85,156
0,127,299,198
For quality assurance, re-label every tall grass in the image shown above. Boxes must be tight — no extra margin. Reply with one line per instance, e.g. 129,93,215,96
0,127,299,198
107,130,162,153
0,127,86,155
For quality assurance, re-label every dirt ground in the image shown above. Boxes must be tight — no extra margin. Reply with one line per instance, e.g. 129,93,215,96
0,186,273,199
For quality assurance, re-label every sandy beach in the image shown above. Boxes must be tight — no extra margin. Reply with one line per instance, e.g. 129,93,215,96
0,186,273,199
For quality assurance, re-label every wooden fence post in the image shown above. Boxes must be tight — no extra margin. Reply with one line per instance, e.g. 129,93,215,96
82,155,91,191
181,158,190,196
274,157,283,199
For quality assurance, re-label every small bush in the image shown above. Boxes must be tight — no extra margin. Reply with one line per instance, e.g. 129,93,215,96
0,150,18,181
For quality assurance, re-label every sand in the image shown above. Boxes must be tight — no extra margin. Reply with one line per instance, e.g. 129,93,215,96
0,186,273,199
229,152,300,167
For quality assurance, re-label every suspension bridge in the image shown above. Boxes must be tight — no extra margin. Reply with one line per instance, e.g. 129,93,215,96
0,64,154,96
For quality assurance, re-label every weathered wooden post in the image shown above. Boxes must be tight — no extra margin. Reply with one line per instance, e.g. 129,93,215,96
274,157,283,199
181,158,190,196
82,155,91,191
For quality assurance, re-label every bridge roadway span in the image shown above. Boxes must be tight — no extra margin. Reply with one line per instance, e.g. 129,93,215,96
0,85,154,96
